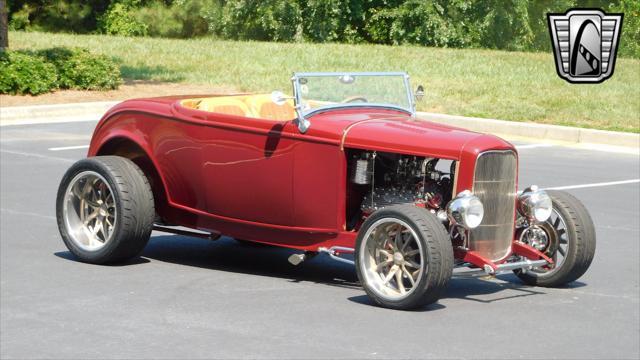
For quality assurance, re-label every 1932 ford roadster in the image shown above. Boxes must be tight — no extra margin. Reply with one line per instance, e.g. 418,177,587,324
56,72,596,310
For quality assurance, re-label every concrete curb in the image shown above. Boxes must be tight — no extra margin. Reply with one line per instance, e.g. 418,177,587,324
1,101,119,126
1,101,638,149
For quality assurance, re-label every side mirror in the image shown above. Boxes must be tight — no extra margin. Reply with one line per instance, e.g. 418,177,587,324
415,85,425,101
271,91,292,106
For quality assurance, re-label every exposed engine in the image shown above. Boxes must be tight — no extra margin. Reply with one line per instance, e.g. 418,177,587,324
347,150,455,227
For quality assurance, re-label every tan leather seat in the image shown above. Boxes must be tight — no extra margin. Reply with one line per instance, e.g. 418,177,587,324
180,94,295,121
195,97,252,117
245,95,295,121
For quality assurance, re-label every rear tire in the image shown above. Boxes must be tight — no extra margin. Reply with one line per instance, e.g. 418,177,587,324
355,205,453,310
515,190,596,287
56,156,155,264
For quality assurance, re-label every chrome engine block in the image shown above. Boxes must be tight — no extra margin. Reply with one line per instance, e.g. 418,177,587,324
361,186,421,213
349,151,454,216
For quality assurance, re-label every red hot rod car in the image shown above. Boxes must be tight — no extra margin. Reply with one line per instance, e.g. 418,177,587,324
56,72,595,310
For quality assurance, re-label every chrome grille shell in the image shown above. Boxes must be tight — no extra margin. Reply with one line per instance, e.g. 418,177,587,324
469,150,517,261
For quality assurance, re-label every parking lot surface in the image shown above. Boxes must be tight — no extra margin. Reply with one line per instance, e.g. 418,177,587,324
1,120,639,359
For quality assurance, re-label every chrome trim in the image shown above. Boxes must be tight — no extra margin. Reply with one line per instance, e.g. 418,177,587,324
447,190,484,229
305,104,413,118
517,185,552,223
318,246,355,265
453,259,548,277
469,150,518,261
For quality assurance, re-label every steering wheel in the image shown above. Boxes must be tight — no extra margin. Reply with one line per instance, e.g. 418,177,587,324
341,96,368,104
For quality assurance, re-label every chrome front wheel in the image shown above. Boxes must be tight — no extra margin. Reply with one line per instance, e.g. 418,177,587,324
515,190,596,286
355,205,453,310
359,218,424,301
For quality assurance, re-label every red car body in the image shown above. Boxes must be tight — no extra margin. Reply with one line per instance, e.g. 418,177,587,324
87,95,526,263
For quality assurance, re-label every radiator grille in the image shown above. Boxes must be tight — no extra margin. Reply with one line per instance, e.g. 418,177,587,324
469,151,517,261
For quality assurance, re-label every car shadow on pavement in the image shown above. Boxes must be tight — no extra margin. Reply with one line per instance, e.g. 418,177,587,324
55,234,588,309
54,251,151,265
140,235,362,290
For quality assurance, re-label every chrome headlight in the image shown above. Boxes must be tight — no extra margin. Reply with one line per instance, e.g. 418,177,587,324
447,190,484,229
517,185,552,222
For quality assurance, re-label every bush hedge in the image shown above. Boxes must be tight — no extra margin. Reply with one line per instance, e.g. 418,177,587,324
6,0,640,58
0,47,122,95
0,52,58,95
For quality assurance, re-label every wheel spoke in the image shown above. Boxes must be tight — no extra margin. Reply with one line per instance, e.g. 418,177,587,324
404,259,420,269
405,249,420,257
91,221,101,235
395,270,406,294
382,265,399,285
99,221,109,242
402,265,416,286
105,192,114,206
84,195,101,208
71,181,85,199
400,233,411,252
83,211,98,225
376,259,393,271
394,227,404,250
558,246,566,256
553,216,560,228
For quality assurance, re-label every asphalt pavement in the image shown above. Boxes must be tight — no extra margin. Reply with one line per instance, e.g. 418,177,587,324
1,120,639,359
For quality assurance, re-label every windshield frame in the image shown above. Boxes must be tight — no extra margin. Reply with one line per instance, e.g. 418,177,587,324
290,72,416,118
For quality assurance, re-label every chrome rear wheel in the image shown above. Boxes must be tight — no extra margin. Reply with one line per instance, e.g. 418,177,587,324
56,156,155,264
63,171,117,251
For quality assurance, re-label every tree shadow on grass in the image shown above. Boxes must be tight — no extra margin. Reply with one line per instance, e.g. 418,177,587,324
119,64,185,83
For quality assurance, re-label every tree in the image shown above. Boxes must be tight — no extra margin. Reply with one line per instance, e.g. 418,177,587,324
0,0,8,51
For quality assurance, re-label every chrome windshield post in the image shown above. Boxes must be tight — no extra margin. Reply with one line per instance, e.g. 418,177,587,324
291,74,311,134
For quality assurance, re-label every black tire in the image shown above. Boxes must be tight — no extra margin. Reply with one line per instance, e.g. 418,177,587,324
355,205,453,310
56,156,155,264
515,190,596,287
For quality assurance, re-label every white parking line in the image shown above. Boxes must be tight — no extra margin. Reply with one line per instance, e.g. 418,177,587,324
48,145,89,151
546,179,640,190
515,144,554,150
1,149,75,163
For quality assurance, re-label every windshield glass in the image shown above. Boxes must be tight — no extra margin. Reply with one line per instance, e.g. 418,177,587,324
293,72,413,115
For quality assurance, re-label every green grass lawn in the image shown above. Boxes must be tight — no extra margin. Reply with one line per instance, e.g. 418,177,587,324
9,31,640,133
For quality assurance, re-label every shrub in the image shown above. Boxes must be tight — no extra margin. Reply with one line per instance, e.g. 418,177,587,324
302,0,366,43
37,47,122,90
611,0,640,58
216,0,302,42
0,52,58,95
365,2,469,48
132,0,214,38
99,2,148,36
8,4,33,31
0,47,122,95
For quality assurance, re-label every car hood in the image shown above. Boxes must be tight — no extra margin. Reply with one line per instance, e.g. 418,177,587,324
321,111,514,160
